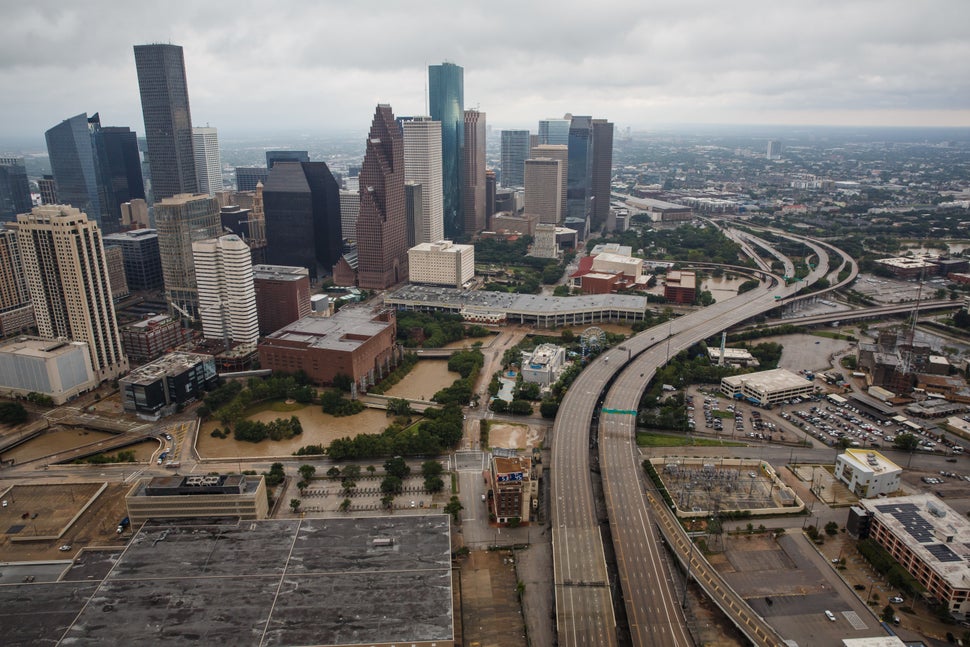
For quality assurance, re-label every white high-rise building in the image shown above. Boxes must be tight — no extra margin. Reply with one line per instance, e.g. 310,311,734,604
524,158,562,224
192,127,224,196
15,205,129,381
401,117,444,244
192,234,258,346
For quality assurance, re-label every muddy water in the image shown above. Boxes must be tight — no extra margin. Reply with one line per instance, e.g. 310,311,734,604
1,428,115,464
384,360,460,400
197,407,393,458
442,336,493,349
700,275,746,301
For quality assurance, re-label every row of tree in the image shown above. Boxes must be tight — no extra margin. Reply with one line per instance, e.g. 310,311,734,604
326,403,465,460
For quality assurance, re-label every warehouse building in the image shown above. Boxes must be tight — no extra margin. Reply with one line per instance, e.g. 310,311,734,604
720,368,815,406
125,474,268,524
0,337,96,404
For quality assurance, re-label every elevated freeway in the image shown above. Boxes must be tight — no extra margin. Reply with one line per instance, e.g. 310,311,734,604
742,299,958,330
552,227,843,646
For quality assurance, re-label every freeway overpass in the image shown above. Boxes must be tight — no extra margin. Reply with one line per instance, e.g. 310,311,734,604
741,299,958,329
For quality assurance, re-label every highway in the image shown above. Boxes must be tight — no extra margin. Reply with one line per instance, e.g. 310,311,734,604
552,228,842,646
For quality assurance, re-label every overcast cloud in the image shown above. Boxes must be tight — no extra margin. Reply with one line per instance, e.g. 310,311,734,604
2,0,969,145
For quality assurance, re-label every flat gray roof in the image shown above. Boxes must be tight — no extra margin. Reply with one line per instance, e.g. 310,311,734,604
386,284,647,314
264,307,392,352
0,516,453,646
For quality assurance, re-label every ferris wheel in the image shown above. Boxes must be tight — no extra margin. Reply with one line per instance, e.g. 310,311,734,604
579,326,607,360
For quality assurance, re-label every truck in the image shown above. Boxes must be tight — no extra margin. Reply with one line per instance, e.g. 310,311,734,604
117,516,130,534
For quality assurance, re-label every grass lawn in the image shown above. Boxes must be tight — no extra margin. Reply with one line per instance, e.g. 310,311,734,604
245,399,310,415
636,432,746,447
712,410,734,419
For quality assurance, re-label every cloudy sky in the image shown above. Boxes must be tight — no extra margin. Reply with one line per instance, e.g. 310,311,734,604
2,0,969,146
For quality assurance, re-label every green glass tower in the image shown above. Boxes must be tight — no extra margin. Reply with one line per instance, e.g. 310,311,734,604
428,62,464,239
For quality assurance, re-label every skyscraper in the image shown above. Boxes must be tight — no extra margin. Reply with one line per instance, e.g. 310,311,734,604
566,116,592,223
15,205,128,381
524,158,562,224
193,235,258,346
428,62,464,238
0,226,33,336
589,119,614,232
539,118,571,146
45,114,144,234
0,157,32,222
236,167,270,192
339,190,359,242
134,43,198,200
462,109,486,236
485,170,497,221
192,127,223,196
262,161,342,279
500,130,530,188
401,116,444,245
404,181,423,248
153,193,222,319
531,144,568,219
355,104,408,290
45,114,109,230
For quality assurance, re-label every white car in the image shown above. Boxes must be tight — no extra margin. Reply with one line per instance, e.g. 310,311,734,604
824,610,836,622
59,544,72,551
889,596,904,604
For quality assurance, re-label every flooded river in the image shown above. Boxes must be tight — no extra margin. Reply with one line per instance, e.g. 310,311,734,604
384,360,460,400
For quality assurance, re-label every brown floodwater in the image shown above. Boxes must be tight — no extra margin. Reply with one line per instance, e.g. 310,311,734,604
383,360,460,400
197,406,394,458
1,427,116,464
442,335,493,348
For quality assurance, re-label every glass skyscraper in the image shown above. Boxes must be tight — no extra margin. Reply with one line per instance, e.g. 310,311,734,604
0,156,31,222
500,130,530,188
539,118,571,146
134,43,198,200
566,116,592,223
428,62,464,239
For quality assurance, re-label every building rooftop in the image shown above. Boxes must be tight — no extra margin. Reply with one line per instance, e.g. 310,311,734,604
264,306,392,351
589,243,632,257
252,264,309,282
121,351,212,386
387,284,648,315
860,494,970,591
123,314,177,331
103,228,158,242
876,257,937,269
0,516,453,647
839,448,901,475
666,270,696,289
0,336,88,359
722,368,812,392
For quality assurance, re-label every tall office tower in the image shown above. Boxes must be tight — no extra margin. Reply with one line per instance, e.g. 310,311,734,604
103,229,164,291
247,181,267,250
236,167,270,191
355,104,408,290
153,193,221,319
192,127,223,196
485,170,496,220
500,130,530,188
0,157,32,222
401,117,444,245
339,190,359,242
404,181,423,248
45,113,109,230
524,158,562,224
134,43,198,200
46,114,144,234
104,245,129,301
192,234,258,346
16,205,128,381
263,162,342,279
539,118,571,145
566,115,593,224
531,144,568,218
589,119,614,232
0,227,34,336
266,151,309,168
428,62,464,238
766,140,782,160
462,110,486,236
37,175,57,205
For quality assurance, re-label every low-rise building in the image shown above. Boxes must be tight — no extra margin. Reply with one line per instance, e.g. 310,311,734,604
120,351,217,419
125,474,268,524
258,306,398,392
720,368,815,406
0,337,96,404
489,453,534,524
834,449,901,498
407,240,475,288
252,264,311,336
120,314,190,363
857,494,970,618
521,343,566,386
664,270,696,304
706,347,759,367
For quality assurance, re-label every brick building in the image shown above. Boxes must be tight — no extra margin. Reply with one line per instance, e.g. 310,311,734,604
253,264,312,336
489,453,534,524
664,270,696,304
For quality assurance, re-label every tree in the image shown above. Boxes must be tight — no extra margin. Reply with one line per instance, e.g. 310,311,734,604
824,521,839,536
387,398,413,416
380,493,394,509
339,498,351,513
540,400,560,419
384,456,411,480
381,475,403,495
445,495,464,523
421,460,444,479
0,401,28,425
342,480,356,496
332,373,354,392
510,399,534,415
881,605,895,623
326,466,341,479
893,432,920,452
289,498,301,513
264,462,286,487
366,465,376,476
424,475,445,493
298,464,316,482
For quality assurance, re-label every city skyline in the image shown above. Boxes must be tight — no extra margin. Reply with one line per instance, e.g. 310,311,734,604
1,0,968,150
